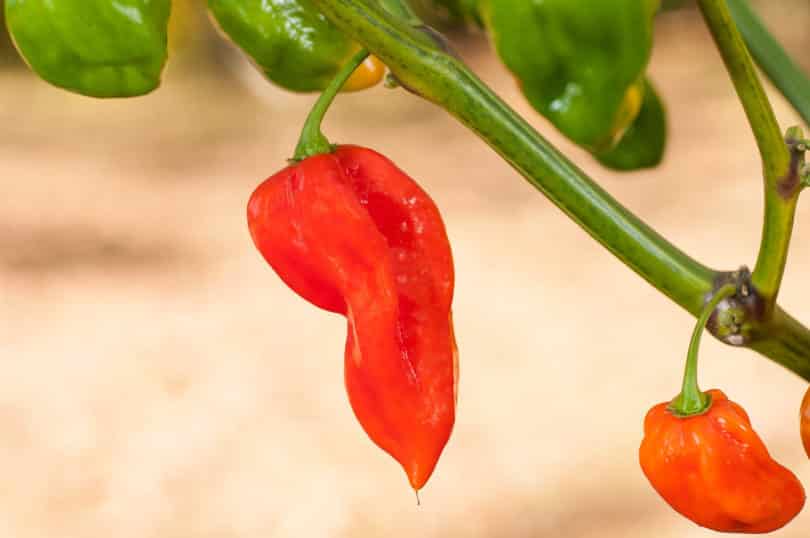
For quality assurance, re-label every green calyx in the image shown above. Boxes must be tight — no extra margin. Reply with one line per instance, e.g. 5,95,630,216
293,49,371,161
208,0,373,93
479,0,666,171
669,284,738,417
4,0,170,98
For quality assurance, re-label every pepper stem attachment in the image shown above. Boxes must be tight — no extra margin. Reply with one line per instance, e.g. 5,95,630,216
670,283,738,417
293,49,372,161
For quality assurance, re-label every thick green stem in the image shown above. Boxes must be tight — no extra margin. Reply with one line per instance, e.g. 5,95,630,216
728,0,810,128
293,49,371,161
309,0,810,381
315,0,713,311
670,284,737,416
697,0,795,310
751,306,810,380
378,0,422,24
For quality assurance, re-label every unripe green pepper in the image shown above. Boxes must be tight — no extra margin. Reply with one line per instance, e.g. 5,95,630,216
596,79,667,170
207,0,385,93
4,0,170,98
480,0,666,170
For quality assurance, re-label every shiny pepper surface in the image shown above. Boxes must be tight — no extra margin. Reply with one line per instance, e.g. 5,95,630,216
5,0,170,98
595,79,667,170
480,0,665,168
247,146,457,489
640,389,805,533
208,0,385,92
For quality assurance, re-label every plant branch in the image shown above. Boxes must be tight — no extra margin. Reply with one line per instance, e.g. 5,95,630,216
697,0,797,312
728,0,810,128
310,0,810,380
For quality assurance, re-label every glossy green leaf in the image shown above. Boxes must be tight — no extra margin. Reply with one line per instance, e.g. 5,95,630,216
4,0,171,98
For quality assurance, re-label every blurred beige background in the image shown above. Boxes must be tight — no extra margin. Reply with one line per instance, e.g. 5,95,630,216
2,2,810,537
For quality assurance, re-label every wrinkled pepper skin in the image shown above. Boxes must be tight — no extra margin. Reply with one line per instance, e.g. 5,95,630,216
4,0,170,98
480,0,666,169
595,79,667,170
247,146,457,489
640,389,805,533
801,386,810,458
208,0,385,92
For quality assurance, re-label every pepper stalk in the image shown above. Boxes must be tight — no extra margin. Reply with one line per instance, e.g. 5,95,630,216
293,49,373,161
669,284,737,417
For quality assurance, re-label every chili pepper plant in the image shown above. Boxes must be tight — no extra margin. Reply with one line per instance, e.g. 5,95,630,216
5,0,810,533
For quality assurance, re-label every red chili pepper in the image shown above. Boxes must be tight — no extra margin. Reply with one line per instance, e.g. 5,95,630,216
640,389,805,533
247,145,457,490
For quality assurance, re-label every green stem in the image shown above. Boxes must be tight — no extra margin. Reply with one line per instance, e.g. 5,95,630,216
697,0,795,311
696,0,787,179
728,0,810,128
751,306,810,379
309,0,810,381
378,0,422,24
293,49,371,161
670,284,737,416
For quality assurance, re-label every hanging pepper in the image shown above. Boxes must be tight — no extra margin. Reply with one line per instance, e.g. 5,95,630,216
247,51,457,490
642,389,805,533
207,0,385,93
479,0,666,170
640,285,805,532
4,0,170,98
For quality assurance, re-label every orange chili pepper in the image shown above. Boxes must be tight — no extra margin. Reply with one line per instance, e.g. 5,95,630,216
801,385,810,458
247,145,457,491
343,54,386,92
640,389,805,533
